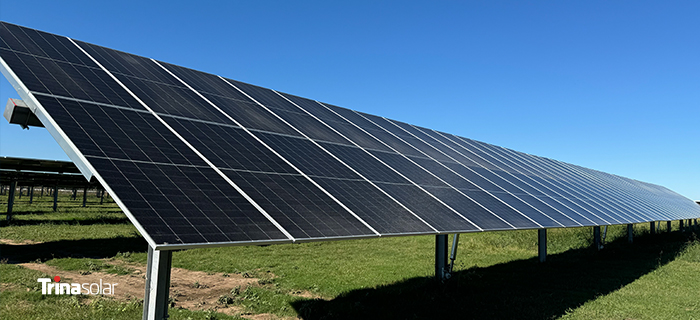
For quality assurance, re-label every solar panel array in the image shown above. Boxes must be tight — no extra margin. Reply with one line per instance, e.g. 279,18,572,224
2,22,699,249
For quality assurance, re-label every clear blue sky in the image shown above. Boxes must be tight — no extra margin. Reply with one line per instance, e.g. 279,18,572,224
1,1,698,200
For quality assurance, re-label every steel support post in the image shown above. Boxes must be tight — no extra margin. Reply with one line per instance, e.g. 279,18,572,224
593,226,601,250
667,221,672,233
53,184,58,212
29,186,34,204
650,221,656,235
82,187,88,207
435,234,448,281
143,246,172,320
680,220,684,231
6,179,17,219
538,229,547,263
627,224,634,244
100,189,105,205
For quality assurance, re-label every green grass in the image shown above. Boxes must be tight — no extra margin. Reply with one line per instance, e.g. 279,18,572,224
1,196,699,319
229,286,301,317
559,236,700,320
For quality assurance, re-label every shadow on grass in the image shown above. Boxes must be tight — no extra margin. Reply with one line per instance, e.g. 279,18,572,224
0,236,147,263
292,231,695,320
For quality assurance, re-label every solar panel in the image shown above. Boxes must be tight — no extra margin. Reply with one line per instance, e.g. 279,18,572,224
2,21,699,250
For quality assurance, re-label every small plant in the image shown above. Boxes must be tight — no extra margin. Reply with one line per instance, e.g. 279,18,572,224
217,294,234,305
85,260,101,271
115,251,132,259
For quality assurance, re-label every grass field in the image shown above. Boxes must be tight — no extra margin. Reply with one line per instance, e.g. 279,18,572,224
1,191,699,319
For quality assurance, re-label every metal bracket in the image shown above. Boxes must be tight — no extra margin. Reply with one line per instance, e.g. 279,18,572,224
601,225,608,248
447,234,460,277
4,98,43,129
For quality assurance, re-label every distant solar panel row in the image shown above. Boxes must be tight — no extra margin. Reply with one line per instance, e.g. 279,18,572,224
2,22,698,248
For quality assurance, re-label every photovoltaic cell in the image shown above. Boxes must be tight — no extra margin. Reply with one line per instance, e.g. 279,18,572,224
372,182,480,232
254,132,360,180
279,93,348,124
221,169,374,239
164,118,297,174
310,177,435,234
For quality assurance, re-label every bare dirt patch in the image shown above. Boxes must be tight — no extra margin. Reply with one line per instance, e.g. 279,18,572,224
242,313,297,320
1,282,21,291
18,261,264,316
0,238,42,245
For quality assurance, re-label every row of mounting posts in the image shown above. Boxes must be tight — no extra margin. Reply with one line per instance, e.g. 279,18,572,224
4,183,104,215
434,219,700,281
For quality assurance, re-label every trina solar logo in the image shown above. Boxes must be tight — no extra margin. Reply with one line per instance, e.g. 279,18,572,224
37,276,118,295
